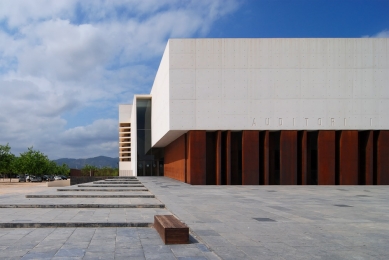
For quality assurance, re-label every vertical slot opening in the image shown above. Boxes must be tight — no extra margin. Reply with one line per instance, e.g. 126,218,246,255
335,131,341,185
237,131,242,185
297,131,303,185
269,131,280,185
308,131,318,185
221,131,227,185
231,131,242,185
259,131,266,185
206,131,217,185
373,131,378,185
358,131,366,185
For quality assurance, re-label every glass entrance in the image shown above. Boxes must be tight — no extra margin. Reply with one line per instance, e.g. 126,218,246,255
136,98,164,176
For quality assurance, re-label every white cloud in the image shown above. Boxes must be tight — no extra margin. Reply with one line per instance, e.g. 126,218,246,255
0,0,240,159
362,29,389,38
374,29,389,38
61,119,117,145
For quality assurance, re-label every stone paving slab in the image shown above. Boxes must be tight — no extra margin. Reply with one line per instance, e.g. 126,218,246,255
0,227,219,260
140,177,389,260
0,208,171,225
0,178,226,259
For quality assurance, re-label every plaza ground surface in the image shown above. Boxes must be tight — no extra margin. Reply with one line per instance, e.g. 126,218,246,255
0,180,47,196
0,177,388,259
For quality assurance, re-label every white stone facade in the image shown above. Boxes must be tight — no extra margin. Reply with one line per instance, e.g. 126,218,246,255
150,38,389,148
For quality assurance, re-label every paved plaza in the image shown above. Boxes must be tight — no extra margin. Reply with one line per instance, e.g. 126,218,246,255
140,177,389,260
0,177,388,259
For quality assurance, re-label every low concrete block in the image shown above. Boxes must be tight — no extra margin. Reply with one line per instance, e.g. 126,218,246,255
47,180,70,187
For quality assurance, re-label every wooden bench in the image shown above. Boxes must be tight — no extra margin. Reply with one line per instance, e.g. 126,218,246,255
154,215,189,244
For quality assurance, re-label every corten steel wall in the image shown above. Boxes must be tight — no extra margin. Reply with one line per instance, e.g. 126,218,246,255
70,169,83,177
162,130,389,185
164,134,186,182
339,131,359,185
359,131,374,185
242,131,260,185
317,131,336,185
280,130,298,185
377,131,389,185
186,131,206,185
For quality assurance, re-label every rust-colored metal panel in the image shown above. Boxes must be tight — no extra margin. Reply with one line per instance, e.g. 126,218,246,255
365,131,374,185
280,131,297,185
339,130,359,185
216,131,222,185
301,131,308,185
164,134,186,182
186,131,206,185
225,131,231,185
377,131,389,185
263,131,269,185
317,131,336,185
242,131,259,185
186,132,190,184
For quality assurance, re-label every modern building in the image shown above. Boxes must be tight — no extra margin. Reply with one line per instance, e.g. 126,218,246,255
119,38,389,185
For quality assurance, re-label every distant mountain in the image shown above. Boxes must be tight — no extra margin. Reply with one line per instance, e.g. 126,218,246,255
54,156,119,169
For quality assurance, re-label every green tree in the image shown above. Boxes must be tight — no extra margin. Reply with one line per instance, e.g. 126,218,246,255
57,163,70,176
0,143,15,180
11,156,22,175
18,147,51,177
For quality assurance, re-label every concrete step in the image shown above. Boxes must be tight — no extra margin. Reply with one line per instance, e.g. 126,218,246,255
57,188,148,192
0,204,165,208
78,184,144,187
109,176,137,180
25,194,155,198
96,179,140,181
0,222,152,228
93,181,141,184
101,179,138,181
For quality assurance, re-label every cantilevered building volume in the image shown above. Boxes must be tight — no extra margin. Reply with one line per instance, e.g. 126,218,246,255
119,38,389,185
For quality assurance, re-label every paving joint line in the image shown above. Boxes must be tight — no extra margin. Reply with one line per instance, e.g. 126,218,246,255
0,204,165,208
0,222,153,228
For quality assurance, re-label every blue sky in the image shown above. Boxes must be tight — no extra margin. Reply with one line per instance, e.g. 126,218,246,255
0,0,388,159
210,0,389,38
